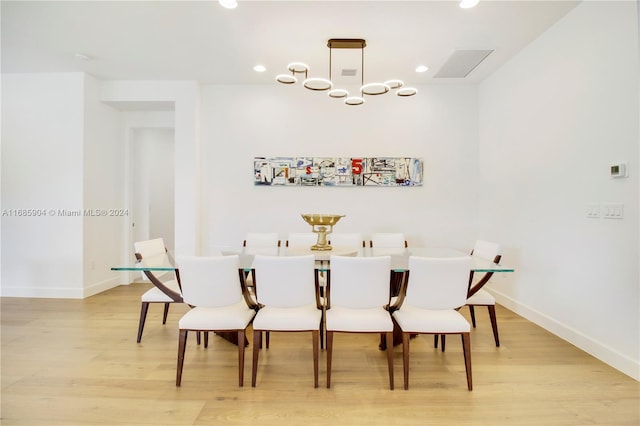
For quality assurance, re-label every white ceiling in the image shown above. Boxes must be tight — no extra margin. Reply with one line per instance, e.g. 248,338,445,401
1,0,579,86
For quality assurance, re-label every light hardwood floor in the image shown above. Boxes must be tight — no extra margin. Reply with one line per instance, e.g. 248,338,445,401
2,284,638,425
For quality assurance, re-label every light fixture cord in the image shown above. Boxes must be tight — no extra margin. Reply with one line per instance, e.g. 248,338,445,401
329,45,332,81
360,44,364,95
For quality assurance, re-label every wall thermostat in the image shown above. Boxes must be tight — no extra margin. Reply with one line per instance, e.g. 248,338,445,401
610,163,628,178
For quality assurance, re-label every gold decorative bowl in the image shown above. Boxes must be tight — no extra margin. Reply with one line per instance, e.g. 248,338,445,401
301,214,345,226
301,214,345,251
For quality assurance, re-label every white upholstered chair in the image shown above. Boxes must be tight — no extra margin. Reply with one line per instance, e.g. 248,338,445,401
175,255,256,387
328,233,365,248
369,232,408,248
242,233,281,299
251,254,322,387
325,255,394,389
133,238,182,343
243,232,281,248
286,231,328,302
286,232,319,249
392,256,473,390
370,233,408,302
466,240,502,347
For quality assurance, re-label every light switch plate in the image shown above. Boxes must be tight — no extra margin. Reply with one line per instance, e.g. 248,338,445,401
586,204,600,218
603,203,624,219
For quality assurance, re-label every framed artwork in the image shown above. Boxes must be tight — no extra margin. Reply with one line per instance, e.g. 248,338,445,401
254,157,423,187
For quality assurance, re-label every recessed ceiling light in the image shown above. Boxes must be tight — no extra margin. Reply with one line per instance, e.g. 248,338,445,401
415,65,429,73
459,0,480,9
254,65,266,72
218,0,238,9
74,53,92,61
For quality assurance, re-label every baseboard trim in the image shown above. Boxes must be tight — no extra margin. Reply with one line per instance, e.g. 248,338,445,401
488,287,640,381
83,277,121,298
0,286,84,299
1,277,122,299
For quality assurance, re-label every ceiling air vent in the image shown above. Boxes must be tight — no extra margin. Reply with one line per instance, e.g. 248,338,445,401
341,69,357,77
434,49,494,78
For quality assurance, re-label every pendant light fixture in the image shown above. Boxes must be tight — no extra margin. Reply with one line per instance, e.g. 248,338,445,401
276,38,417,106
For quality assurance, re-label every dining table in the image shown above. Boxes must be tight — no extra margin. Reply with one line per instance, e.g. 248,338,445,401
112,246,514,347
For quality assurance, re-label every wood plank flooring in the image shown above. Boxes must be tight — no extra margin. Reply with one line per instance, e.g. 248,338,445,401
2,284,638,425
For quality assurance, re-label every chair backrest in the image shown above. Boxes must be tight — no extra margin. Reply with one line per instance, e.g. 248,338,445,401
176,255,243,308
405,256,472,310
286,233,318,248
252,255,316,307
370,233,407,248
471,240,501,262
329,255,391,309
134,238,169,279
134,238,166,257
244,233,280,247
329,233,365,248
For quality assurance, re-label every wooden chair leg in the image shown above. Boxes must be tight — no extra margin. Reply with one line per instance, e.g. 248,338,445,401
196,331,201,345
251,329,261,387
385,331,394,390
312,330,319,388
176,329,188,386
402,332,410,390
266,331,270,349
462,332,473,391
237,329,245,386
488,305,500,347
162,303,170,324
319,310,325,351
204,332,209,348
433,334,438,348
469,305,477,328
441,334,446,352
137,302,149,343
326,331,334,388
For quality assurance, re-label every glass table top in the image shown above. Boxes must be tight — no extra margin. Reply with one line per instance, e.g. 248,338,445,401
112,246,514,274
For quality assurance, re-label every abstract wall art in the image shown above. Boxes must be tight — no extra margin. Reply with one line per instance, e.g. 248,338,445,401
254,157,423,187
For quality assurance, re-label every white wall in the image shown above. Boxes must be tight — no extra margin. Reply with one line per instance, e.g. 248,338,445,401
1,73,125,298
82,74,127,297
478,1,639,379
199,84,480,252
1,73,85,297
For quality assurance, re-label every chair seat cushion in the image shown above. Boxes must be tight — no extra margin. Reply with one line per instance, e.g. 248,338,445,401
326,306,393,332
466,289,495,305
141,279,181,302
178,302,256,330
253,304,322,331
393,304,470,333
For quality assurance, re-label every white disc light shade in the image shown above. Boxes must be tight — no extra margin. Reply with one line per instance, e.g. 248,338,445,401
344,96,365,106
303,77,333,91
396,87,418,97
384,79,404,89
276,74,297,84
288,62,309,73
361,82,390,96
328,89,349,98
